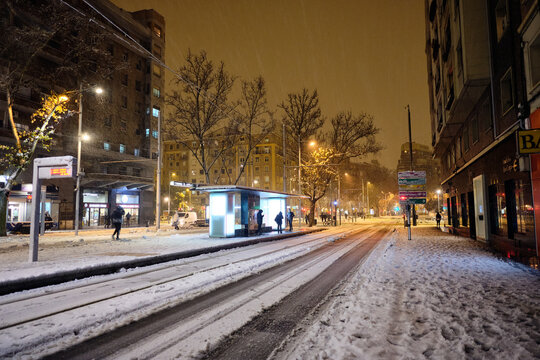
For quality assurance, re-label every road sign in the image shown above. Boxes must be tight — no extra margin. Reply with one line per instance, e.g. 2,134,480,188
398,171,426,185
399,191,427,198
400,198,426,205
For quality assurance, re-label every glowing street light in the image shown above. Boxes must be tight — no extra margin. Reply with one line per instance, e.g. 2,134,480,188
436,189,441,212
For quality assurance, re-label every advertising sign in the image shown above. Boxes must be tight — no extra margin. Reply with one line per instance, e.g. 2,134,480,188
518,129,540,154
398,171,426,204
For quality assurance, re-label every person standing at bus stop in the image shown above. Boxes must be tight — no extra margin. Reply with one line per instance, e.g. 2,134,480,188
287,209,295,232
111,205,125,240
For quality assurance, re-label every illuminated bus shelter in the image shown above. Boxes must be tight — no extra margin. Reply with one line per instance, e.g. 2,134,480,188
196,185,307,238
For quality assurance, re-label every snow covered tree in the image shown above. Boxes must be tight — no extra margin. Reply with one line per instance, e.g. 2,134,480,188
0,93,70,235
0,0,119,236
301,147,338,226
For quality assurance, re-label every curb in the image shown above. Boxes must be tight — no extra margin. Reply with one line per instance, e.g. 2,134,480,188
0,228,324,296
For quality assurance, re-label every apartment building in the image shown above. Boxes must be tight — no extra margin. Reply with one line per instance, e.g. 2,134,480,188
162,135,290,217
425,0,538,264
1,0,165,228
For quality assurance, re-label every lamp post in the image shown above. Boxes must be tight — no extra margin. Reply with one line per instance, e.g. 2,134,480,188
74,83,103,236
436,189,441,212
168,171,176,215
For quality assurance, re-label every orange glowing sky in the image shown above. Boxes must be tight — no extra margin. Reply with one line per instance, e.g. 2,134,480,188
112,0,431,169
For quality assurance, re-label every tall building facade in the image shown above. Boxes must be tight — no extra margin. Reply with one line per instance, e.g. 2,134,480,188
425,0,538,264
1,0,164,229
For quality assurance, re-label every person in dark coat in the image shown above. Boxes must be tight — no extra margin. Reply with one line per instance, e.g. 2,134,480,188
436,211,442,228
287,210,295,231
275,211,284,234
256,209,264,235
111,205,125,240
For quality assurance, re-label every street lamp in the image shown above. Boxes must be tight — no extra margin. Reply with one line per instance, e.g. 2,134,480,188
164,196,170,216
436,189,441,212
367,181,371,216
168,171,176,215
74,84,103,236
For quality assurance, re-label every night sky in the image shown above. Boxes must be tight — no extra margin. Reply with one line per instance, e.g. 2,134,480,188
112,0,430,169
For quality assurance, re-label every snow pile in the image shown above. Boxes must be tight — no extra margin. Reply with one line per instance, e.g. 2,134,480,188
285,227,540,360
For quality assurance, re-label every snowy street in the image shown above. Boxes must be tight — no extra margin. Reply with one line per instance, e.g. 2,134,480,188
276,227,540,360
0,223,538,359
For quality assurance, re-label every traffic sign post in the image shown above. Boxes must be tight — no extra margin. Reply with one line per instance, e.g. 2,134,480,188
29,156,77,262
398,171,426,240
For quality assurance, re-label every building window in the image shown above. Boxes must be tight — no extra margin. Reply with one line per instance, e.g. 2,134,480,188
119,144,126,153
119,166,127,175
145,128,150,137
135,80,141,92
264,166,269,172
528,33,540,90
456,137,462,159
134,148,140,157
120,119,127,130
264,176,270,183
264,157,269,162
121,74,128,86
123,52,129,62
153,45,161,58
480,97,492,132
495,0,508,42
471,115,479,143
122,96,127,109
255,157,260,163
153,87,161,98
133,168,141,177
152,130,158,139
153,24,162,37
104,142,110,151
500,68,514,115
152,106,160,118
104,116,111,127
255,166,259,172
136,60,142,70
463,126,469,152
153,64,161,77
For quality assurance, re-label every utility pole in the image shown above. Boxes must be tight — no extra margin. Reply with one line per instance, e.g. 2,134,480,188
298,140,301,227
408,104,417,227
74,82,83,235
155,112,162,230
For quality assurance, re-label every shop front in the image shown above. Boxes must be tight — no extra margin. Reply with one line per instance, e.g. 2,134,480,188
7,184,58,224
115,192,140,226
82,190,109,227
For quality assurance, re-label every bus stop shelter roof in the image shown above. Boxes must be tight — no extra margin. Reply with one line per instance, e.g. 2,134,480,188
196,185,308,199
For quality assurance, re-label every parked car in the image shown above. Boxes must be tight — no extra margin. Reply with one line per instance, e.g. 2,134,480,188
171,211,198,229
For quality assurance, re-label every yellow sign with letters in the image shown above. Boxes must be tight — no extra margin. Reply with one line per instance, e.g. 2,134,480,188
518,129,540,154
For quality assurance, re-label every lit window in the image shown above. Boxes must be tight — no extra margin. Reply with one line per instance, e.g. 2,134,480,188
134,148,140,156
152,130,158,139
119,144,126,153
153,24,161,37
152,106,160,118
145,128,150,137
153,87,161,98
104,142,110,151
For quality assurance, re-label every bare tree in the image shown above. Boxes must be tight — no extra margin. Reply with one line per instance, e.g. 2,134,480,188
328,111,382,163
223,76,274,185
166,50,237,184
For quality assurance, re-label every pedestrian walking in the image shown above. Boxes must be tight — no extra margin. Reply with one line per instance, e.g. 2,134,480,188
436,211,442,228
275,211,284,234
104,214,111,229
125,212,131,227
257,209,264,235
287,209,295,231
111,205,125,240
